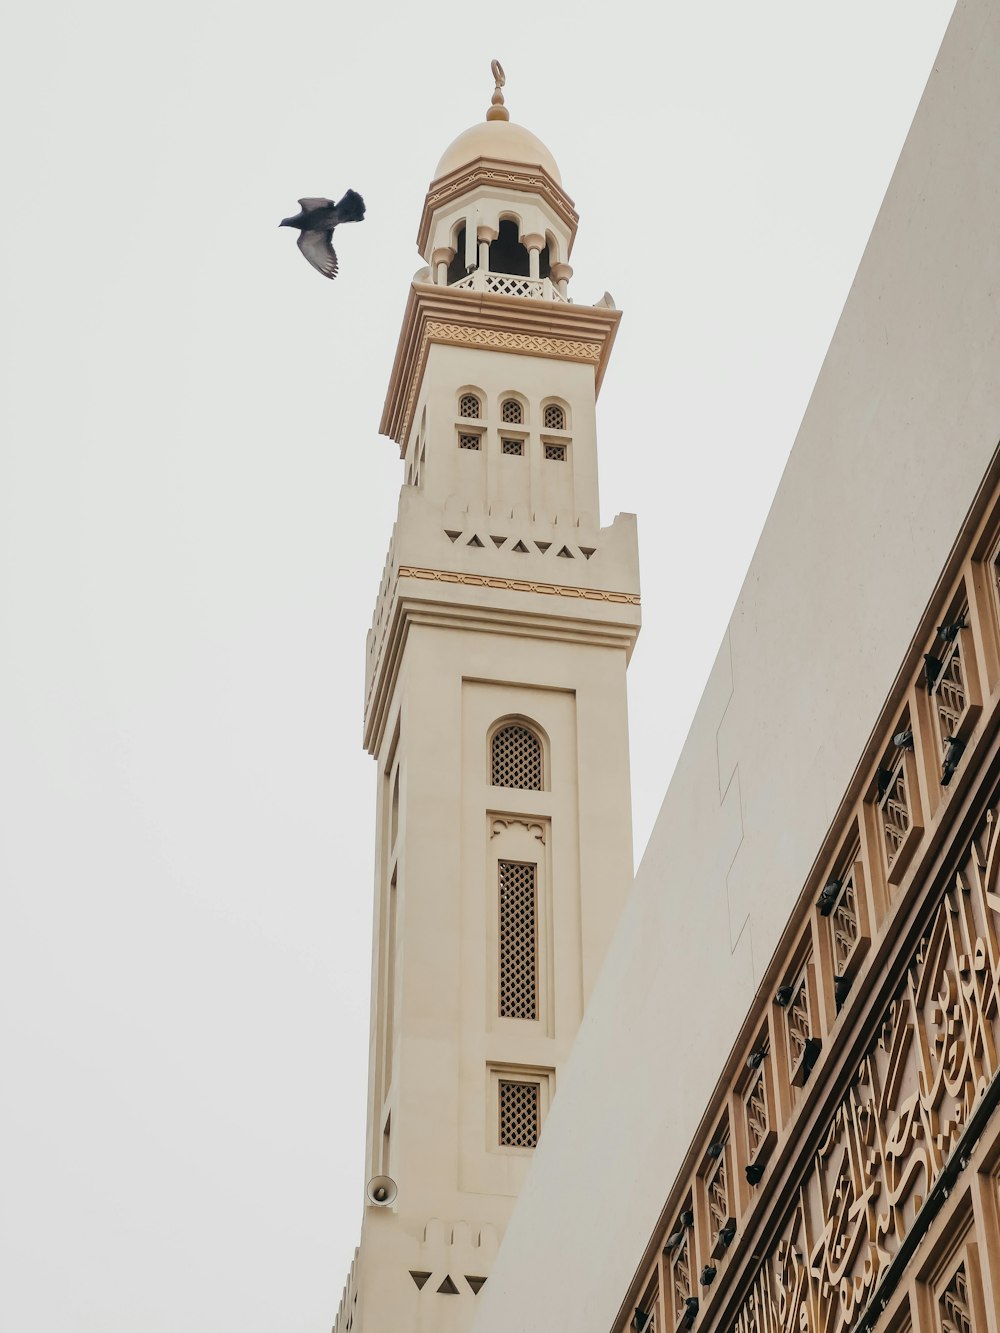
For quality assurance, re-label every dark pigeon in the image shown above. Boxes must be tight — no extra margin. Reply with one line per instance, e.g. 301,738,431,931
279,190,366,280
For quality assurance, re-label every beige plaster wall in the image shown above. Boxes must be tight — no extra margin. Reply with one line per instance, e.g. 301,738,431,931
470,2,1000,1328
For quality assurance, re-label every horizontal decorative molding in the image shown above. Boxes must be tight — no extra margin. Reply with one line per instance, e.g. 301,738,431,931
379,284,621,449
425,320,600,362
417,156,579,253
397,565,640,605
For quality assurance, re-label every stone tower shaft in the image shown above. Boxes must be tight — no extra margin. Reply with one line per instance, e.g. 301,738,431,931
338,67,640,1333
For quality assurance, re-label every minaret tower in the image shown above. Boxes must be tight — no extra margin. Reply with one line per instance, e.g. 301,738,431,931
333,64,640,1333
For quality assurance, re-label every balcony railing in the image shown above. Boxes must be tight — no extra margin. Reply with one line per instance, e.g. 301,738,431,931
451,271,567,302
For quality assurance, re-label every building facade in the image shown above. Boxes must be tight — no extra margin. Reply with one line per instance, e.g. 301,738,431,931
467,2,1000,1331
333,67,641,1333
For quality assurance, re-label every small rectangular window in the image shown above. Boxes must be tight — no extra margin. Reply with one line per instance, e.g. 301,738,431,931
544,443,567,462
458,433,482,451
498,1079,540,1147
501,439,523,456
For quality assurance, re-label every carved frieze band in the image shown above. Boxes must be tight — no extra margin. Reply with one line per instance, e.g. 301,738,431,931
425,321,601,362
731,798,1000,1333
397,565,640,605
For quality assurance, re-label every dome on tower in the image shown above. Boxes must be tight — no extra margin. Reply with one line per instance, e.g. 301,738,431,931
432,59,561,184
434,119,561,184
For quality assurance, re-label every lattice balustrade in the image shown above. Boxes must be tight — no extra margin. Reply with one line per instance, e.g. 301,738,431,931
499,861,538,1020
935,644,967,753
491,723,542,789
745,1068,770,1160
501,438,523,456
459,394,481,418
785,978,811,1079
543,443,567,461
543,404,566,430
704,1138,734,1259
831,874,861,974
669,1227,693,1324
500,399,523,424
940,1266,974,1333
498,1080,539,1147
880,761,910,867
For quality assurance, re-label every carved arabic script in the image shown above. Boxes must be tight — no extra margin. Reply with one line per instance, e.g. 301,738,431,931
731,802,1000,1333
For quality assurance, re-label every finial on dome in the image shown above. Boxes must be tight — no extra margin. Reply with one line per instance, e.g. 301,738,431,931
486,59,509,122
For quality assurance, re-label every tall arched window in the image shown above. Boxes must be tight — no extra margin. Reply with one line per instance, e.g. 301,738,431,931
489,219,530,278
491,722,542,789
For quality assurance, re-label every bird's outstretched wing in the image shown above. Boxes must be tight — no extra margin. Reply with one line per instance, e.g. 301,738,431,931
297,229,339,279
298,197,333,211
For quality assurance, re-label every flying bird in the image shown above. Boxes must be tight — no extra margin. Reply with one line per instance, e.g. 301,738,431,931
279,190,366,280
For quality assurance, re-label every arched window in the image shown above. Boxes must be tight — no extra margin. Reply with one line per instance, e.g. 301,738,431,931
447,226,467,285
489,219,530,278
492,722,542,789
500,398,523,424
542,403,566,431
459,393,482,419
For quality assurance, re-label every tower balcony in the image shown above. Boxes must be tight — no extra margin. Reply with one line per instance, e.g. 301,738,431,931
449,271,568,302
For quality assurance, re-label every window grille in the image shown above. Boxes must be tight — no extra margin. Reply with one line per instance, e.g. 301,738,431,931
499,861,537,1019
501,439,523,456
940,1265,974,1333
459,394,482,419
458,433,481,451
491,723,542,789
501,399,523,424
544,443,567,462
498,1079,539,1147
542,404,565,430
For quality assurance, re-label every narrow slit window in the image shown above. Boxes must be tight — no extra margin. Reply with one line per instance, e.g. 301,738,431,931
499,860,537,1020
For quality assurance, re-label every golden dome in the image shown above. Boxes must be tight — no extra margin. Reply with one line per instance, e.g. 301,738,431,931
434,119,561,183
433,61,561,184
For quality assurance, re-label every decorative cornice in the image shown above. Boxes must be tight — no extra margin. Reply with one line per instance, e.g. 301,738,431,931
397,565,639,605
417,157,579,255
363,581,640,755
379,284,621,450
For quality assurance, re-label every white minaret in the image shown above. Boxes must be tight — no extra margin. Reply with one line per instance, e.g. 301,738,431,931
334,63,641,1333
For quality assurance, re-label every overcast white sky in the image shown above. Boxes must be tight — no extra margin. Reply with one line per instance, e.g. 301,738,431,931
1,2,956,1329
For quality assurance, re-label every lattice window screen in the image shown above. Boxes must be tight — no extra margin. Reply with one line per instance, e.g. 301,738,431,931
499,860,538,1019
491,724,542,789
501,438,523,456
544,443,567,461
498,1080,539,1147
542,404,565,430
458,433,481,451
459,394,481,418
501,399,523,424
940,1265,975,1333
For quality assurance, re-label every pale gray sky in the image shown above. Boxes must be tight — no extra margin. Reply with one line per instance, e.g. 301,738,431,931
2,2,955,1329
